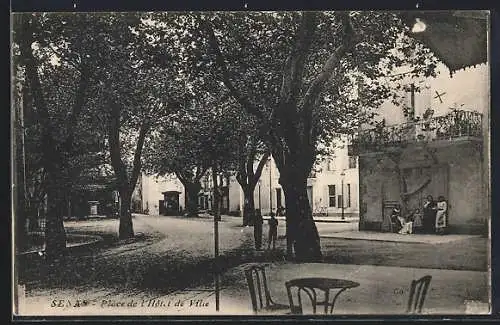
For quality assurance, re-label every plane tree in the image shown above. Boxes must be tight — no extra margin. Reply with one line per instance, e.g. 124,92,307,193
178,11,438,260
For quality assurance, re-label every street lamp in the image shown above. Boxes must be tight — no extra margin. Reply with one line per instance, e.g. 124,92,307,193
340,170,346,220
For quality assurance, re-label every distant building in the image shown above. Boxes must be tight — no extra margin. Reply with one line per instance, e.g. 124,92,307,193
246,136,359,219
137,174,185,216
137,171,241,216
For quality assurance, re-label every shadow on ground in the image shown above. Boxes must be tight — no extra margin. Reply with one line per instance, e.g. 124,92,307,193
18,231,286,296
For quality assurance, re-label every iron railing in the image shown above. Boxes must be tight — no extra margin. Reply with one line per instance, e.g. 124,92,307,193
351,110,483,153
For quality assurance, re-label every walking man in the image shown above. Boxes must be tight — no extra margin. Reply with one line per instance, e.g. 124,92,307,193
254,209,263,250
267,212,278,250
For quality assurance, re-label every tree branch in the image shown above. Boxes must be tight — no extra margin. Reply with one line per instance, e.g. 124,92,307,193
64,63,91,155
18,15,60,176
195,165,208,182
300,12,356,143
129,120,151,194
107,101,129,191
199,18,264,119
280,12,318,106
236,152,248,187
251,150,271,186
175,170,187,185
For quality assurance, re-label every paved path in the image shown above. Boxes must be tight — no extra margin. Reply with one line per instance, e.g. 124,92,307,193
322,230,480,244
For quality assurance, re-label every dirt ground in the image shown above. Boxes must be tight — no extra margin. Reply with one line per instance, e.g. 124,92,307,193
17,214,488,300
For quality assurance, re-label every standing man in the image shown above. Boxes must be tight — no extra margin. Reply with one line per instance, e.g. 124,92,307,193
254,209,263,250
267,212,278,250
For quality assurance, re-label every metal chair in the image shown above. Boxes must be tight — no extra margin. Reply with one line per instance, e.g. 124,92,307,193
285,278,360,314
244,264,289,314
406,275,432,314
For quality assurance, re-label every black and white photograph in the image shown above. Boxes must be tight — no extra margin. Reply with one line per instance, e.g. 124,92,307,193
11,9,491,317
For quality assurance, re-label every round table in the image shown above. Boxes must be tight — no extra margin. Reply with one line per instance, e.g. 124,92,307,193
285,277,360,314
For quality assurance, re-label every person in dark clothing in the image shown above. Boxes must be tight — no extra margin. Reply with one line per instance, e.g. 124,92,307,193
390,206,403,233
267,212,278,250
423,195,437,234
254,209,263,250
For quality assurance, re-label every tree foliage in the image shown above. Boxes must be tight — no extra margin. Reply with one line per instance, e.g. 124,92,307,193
13,11,439,260
170,11,439,260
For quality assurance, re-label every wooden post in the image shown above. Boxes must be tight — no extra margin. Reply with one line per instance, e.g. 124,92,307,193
211,168,220,312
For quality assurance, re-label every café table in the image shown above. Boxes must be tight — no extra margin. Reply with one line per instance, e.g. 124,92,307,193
285,277,360,314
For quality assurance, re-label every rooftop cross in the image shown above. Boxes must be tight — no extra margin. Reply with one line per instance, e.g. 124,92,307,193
434,90,446,103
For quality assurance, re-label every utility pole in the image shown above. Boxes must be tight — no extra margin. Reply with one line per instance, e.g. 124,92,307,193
268,157,272,215
258,179,261,210
341,170,345,220
211,168,220,312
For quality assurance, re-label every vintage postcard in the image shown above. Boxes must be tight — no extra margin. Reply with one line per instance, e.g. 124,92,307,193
11,10,491,317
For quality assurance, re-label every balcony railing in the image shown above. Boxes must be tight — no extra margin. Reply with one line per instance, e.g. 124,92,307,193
351,110,483,153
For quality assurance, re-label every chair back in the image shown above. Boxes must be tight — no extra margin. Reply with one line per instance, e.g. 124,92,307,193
406,275,432,314
244,264,274,312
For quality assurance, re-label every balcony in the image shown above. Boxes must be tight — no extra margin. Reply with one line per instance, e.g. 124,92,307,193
351,110,483,154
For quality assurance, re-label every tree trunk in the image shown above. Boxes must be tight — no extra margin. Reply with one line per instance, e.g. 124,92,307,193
118,187,134,239
107,101,145,240
242,186,256,226
44,176,67,262
185,182,201,217
15,94,28,252
280,169,322,262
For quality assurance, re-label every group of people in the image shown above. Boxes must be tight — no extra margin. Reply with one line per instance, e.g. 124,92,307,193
423,195,448,234
253,208,280,250
390,195,448,235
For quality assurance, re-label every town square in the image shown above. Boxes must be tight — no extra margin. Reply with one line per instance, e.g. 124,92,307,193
11,10,491,317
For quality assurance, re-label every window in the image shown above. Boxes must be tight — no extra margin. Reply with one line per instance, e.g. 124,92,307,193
327,158,336,171
348,156,357,169
328,185,336,207
347,184,351,207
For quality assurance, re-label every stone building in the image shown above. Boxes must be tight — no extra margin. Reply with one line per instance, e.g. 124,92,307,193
245,136,359,218
355,11,489,234
137,172,241,216
355,62,489,234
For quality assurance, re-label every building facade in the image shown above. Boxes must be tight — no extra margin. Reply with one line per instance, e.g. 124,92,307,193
137,172,241,216
244,136,360,218
137,174,186,215
136,135,360,220
354,63,489,234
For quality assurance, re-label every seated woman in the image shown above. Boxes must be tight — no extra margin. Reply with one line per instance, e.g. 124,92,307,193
435,196,448,234
398,212,413,235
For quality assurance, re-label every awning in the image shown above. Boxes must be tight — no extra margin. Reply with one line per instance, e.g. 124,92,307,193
403,11,489,75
